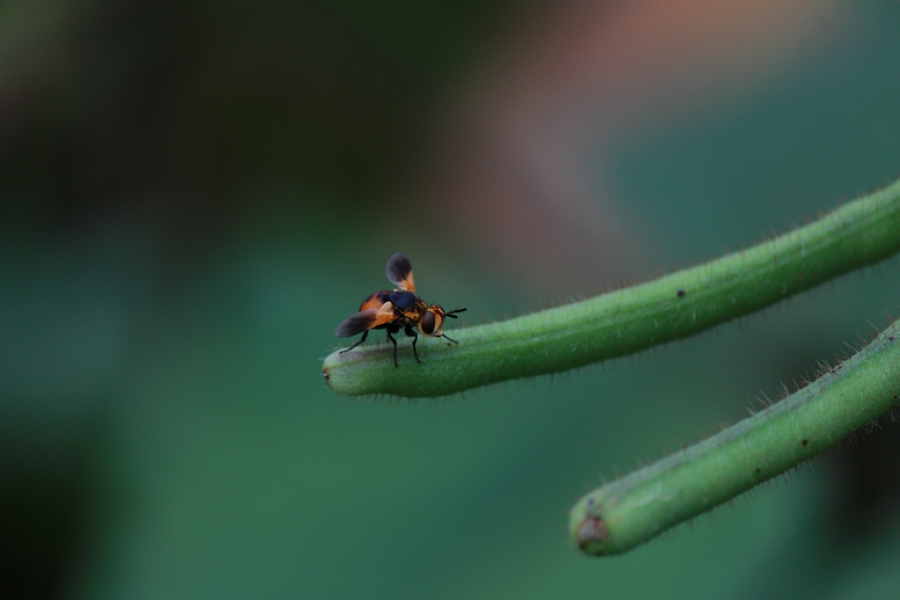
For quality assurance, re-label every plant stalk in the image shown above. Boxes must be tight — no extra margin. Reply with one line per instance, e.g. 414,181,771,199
323,179,900,398
570,320,900,555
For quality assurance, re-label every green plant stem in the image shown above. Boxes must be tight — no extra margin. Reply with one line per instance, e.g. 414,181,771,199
570,320,900,556
323,179,900,398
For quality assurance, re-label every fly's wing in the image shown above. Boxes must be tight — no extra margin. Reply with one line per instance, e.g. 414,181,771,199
385,252,415,292
334,307,396,337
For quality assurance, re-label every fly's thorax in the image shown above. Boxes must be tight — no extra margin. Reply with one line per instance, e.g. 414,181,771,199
384,290,421,324
393,300,425,326
388,290,418,310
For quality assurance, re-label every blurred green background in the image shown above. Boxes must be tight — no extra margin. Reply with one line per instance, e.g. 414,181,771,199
3,1,900,598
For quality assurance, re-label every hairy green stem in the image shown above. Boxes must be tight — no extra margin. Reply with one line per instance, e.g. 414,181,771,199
570,320,900,556
323,179,900,398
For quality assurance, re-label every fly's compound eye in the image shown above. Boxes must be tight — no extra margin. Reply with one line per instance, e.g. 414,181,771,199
420,310,436,335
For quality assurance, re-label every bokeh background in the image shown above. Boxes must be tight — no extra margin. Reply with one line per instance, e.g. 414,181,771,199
3,1,900,598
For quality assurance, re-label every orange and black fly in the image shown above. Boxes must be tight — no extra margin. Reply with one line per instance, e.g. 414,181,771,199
335,252,466,367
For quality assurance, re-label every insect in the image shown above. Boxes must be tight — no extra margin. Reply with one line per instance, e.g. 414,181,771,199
334,252,466,367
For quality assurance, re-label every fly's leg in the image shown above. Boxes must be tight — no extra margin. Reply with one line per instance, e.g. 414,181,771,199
405,325,421,364
340,330,369,353
386,329,399,367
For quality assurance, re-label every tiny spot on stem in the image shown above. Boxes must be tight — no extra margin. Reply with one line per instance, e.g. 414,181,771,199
577,516,608,552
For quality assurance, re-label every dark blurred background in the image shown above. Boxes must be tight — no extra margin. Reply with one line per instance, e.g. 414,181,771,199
3,1,900,598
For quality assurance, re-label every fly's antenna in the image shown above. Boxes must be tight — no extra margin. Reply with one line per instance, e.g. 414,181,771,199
445,306,467,319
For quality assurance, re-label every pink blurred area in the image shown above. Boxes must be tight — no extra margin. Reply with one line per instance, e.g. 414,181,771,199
420,0,851,290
